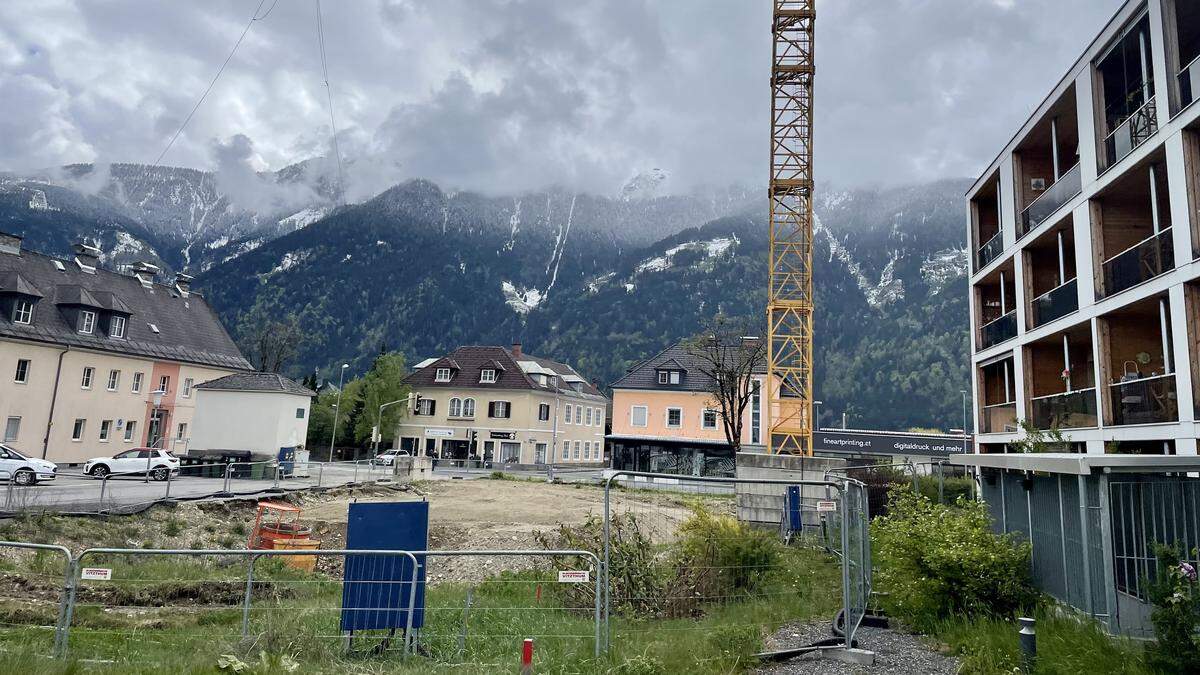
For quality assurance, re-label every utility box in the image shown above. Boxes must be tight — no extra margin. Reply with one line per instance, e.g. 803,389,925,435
340,501,429,635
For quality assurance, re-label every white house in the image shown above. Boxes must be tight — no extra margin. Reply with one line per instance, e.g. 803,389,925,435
189,373,314,459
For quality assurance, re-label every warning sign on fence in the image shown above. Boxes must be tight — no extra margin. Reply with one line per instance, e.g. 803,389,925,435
80,568,112,581
816,501,838,512
558,570,590,583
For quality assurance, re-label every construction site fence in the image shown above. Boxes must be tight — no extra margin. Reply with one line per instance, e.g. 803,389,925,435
0,459,398,516
600,471,870,653
0,543,601,667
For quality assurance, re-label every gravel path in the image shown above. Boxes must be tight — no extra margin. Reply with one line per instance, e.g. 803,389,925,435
755,621,959,674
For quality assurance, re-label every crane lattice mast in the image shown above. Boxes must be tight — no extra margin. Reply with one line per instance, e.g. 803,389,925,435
767,0,815,455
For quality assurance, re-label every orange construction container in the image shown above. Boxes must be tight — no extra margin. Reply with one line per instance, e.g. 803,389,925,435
271,538,320,572
249,501,320,570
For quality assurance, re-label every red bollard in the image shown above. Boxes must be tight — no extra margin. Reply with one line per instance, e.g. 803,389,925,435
521,638,534,674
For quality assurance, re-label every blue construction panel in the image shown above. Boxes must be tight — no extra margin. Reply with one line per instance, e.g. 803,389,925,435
786,486,803,532
340,501,428,632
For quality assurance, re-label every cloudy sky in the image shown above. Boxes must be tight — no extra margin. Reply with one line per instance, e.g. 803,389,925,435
0,0,1122,198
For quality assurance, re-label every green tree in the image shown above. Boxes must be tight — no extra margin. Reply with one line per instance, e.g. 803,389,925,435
353,352,410,445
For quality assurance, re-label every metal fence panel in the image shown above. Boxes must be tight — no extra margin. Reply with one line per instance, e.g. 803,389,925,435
1029,475,1066,602
0,542,74,656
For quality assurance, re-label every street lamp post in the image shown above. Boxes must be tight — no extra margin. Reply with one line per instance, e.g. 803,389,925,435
329,364,349,461
373,396,411,454
813,400,823,431
146,389,166,482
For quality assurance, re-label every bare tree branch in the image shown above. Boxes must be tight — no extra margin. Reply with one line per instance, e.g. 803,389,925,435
683,315,766,453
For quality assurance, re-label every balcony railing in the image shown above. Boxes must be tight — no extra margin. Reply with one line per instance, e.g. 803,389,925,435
1180,54,1200,109
977,231,1003,269
1100,227,1174,298
981,402,1018,434
1103,96,1158,169
1031,388,1098,430
1030,278,1078,328
980,310,1017,349
1110,374,1179,426
1019,164,1082,237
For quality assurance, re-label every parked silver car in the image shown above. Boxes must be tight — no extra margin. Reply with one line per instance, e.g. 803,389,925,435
0,444,58,485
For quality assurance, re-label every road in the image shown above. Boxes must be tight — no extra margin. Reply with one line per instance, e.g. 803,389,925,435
0,461,605,515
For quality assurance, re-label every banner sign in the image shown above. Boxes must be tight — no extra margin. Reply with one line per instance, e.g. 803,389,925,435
815,430,970,457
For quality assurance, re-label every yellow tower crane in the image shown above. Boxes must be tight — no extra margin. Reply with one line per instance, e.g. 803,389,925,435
767,1,816,455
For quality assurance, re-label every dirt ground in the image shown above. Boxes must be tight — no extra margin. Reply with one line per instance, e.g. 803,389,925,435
0,478,720,585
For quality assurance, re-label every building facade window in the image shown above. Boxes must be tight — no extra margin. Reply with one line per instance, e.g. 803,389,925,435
435,368,452,382
631,405,648,427
132,372,143,393
480,369,497,383
13,299,33,324
158,375,170,394
99,420,112,442
176,423,188,441
182,378,194,398
79,310,96,334
415,399,436,416
71,419,86,441
107,370,120,391
296,408,305,419
666,407,682,428
462,398,476,417
573,440,581,459
586,407,593,426
658,371,669,384
562,440,570,461
702,409,718,430
124,421,137,442
575,406,583,425
14,359,30,384
489,401,511,418
110,315,126,338
595,408,603,427
449,397,463,417
81,367,95,389
3,417,19,442
751,381,761,445
564,404,573,424
538,403,551,421
500,442,520,463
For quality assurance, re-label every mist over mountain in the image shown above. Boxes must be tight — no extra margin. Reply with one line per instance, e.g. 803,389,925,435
0,165,970,429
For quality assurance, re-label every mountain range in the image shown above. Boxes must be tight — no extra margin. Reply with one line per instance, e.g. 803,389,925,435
0,164,971,430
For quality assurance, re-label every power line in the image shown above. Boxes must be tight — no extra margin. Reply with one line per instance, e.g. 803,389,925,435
314,0,345,205
152,0,271,167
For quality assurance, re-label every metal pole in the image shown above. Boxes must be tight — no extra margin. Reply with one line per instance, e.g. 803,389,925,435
273,463,281,489
99,474,110,512
164,464,173,500
354,461,360,483
602,478,612,651
593,557,602,658
330,365,347,459
242,554,257,637
840,482,852,649
223,464,233,494
317,462,324,488
59,557,80,656
1078,474,1095,617
937,462,945,504
1050,117,1060,180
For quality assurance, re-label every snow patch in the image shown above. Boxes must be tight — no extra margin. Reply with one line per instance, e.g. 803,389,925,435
920,248,969,294
587,272,616,294
27,189,56,211
634,236,739,275
206,236,230,249
260,250,312,278
620,168,668,201
501,281,544,315
817,217,904,309
278,207,328,231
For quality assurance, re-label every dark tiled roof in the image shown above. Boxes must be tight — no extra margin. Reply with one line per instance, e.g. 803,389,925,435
0,272,42,297
0,249,251,371
197,372,314,396
611,339,765,392
405,345,605,399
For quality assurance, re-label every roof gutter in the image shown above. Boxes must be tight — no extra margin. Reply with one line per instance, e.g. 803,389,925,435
42,345,70,459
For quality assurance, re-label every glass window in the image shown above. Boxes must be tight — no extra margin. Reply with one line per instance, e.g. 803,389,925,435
3,417,20,442
107,370,120,391
416,399,435,416
595,408,604,427
79,310,96,334
99,420,112,441
538,403,550,421
491,401,511,418
573,440,581,459
463,398,475,417
13,299,33,324
564,404,573,424
176,423,187,440
575,406,583,425
158,375,170,394
449,397,463,417
562,440,570,461
296,408,306,419
480,369,497,383
124,421,137,442
702,409,718,429
14,359,30,384
658,371,669,384
631,406,648,427
110,315,126,338
666,408,682,428
81,367,94,389
71,419,86,441
751,380,761,445
586,407,593,426
435,368,452,382
182,378,194,398
132,372,143,393
669,371,680,384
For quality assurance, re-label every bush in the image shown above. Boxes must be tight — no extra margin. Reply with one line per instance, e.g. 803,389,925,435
872,488,1035,630
1146,544,1200,673
674,504,781,594
915,474,975,504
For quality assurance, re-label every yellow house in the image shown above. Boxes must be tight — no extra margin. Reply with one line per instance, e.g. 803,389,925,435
608,340,767,477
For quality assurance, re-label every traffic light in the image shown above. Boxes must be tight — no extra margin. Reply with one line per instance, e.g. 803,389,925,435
411,393,422,413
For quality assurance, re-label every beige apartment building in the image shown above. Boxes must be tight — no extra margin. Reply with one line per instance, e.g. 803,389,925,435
0,233,252,464
397,344,607,465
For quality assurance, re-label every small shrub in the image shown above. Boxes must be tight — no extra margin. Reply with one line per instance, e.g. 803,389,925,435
705,623,762,671
872,488,1035,630
163,519,184,537
916,474,975,504
231,522,247,537
674,504,781,593
217,535,238,549
1146,544,1200,673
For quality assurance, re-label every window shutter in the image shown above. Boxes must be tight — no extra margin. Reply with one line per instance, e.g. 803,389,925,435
488,401,496,418
429,400,436,416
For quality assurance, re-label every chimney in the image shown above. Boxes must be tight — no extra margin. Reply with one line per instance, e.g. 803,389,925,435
72,242,102,273
511,342,523,359
174,272,193,297
131,261,159,288
0,231,22,256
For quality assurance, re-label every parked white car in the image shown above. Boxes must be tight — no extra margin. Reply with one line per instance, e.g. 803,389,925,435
84,448,180,481
0,444,57,485
372,449,410,466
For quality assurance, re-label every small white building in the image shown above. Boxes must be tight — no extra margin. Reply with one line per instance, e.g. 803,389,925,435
190,373,314,459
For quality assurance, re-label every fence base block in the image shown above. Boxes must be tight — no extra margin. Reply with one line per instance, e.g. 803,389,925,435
830,648,876,666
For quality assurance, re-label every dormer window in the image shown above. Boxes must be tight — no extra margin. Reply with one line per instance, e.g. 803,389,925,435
12,299,33,325
480,369,497,383
435,368,452,382
79,310,96,334
657,370,681,385
110,315,127,339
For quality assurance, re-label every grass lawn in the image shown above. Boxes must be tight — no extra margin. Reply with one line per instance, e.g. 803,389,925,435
0,546,843,674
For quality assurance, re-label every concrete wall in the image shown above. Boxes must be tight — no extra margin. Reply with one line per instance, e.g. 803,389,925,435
735,452,847,526
189,389,311,459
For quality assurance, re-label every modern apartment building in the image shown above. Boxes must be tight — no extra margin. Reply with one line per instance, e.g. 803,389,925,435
968,0,1200,454
0,233,252,463
397,343,607,465
608,340,768,476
